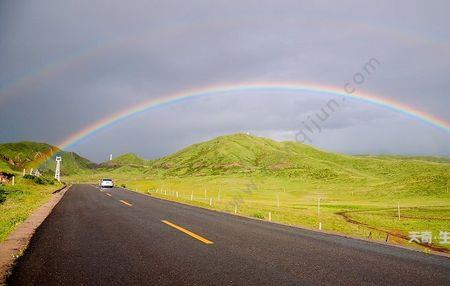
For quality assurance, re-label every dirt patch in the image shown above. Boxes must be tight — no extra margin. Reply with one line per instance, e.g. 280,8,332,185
220,162,242,168
269,163,291,170
335,209,450,254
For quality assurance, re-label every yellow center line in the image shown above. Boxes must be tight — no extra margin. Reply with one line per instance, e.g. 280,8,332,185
105,193,112,197
161,220,214,245
119,200,132,206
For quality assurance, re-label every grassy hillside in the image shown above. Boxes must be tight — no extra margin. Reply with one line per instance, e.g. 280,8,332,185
3,135,449,252
85,133,448,253
149,133,345,176
148,134,449,196
0,142,72,241
0,142,58,169
100,153,151,168
0,141,94,175
358,154,450,164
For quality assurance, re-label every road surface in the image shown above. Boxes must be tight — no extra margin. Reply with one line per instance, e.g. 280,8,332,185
7,184,450,285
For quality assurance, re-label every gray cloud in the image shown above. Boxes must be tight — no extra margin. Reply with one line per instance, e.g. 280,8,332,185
1,0,449,161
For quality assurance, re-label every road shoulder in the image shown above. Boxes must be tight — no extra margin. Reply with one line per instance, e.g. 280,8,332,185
0,185,69,285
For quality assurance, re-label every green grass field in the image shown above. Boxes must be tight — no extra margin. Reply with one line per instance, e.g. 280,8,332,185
67,171,450,253
0,175,63,242
3,135,450,253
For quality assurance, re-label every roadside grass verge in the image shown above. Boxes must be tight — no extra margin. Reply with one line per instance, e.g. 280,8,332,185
0,176,62,242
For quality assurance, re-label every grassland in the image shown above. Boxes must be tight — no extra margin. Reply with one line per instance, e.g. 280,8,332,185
0,142,69,242
0,174,63,242
67,171,450,253
3,134,450,253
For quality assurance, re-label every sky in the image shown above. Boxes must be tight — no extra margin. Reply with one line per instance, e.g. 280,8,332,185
1,0,449,162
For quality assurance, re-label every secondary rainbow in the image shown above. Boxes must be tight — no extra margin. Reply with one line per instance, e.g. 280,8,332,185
3,18,450,106
55,82,450,151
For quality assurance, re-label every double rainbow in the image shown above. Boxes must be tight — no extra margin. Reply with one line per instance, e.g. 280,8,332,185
58,82,450,150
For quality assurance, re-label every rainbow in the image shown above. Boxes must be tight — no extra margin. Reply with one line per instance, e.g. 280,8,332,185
57,82,450,150
2,17,450,106
31,82,450,168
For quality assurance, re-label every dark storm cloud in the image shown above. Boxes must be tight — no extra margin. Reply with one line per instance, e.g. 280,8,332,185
1,0,449,161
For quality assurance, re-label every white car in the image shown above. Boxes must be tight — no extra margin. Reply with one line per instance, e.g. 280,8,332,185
100,178,114,188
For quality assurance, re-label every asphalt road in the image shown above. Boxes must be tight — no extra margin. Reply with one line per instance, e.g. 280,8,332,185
7,184,450,285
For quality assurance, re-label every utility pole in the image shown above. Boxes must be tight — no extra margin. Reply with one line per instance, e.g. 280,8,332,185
55,156,62,182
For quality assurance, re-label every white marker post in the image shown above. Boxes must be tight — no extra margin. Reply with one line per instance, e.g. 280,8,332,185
268,211,272,222
209,198,212,206
54,157,61,182
234,204,237,214
12,176,15,186
176,191,179,198
191,191,194,201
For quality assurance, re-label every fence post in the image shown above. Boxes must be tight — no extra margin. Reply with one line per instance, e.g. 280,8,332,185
317,198,321,216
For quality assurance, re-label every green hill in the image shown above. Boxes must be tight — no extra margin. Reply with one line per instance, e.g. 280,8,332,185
118,134,449,253
3,135,449,196
0,141,95,175
99,153,151,168
147,133,450,195
149,133,322,176
111,153,150,166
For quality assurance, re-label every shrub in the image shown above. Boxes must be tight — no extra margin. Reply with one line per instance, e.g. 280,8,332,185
0,186,7,203
252,212,265,219
23,174,55,185
0,186,23,204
